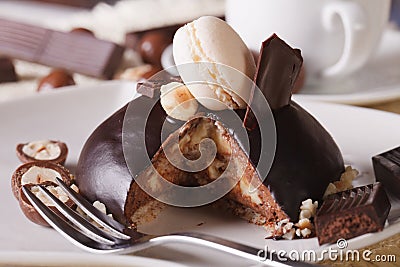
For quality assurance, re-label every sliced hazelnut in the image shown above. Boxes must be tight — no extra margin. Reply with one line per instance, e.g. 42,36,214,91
11,161,72,200
117,64,161,81
11,162,74,227
70,27,95,37
18,181,75,227
16,140,68,165
37,69,75,92
160,82,199,121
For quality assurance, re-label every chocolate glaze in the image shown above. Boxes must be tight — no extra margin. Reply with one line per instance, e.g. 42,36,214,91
76,104,131,224
266,101,344,219
76,35,344,224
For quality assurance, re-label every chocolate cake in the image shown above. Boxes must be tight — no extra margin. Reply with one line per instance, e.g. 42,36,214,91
75,35,344,236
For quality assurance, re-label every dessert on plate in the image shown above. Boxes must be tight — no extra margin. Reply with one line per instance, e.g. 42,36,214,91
75,16,345,239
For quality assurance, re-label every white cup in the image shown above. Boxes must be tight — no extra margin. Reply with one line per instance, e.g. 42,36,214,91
226,0,391,85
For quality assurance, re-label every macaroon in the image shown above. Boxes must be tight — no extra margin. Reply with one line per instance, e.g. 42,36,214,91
173,16,256,111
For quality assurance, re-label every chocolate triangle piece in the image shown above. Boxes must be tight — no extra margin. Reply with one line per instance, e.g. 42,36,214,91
244,34,303,129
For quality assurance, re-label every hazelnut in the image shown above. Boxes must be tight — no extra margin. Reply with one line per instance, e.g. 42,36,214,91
70,27,95,37
11,161,72,200
137,31,172,66
160,82,199,121
11,161,74,227
19,182,75,227
37,69,75,92
16,140,68,165
118,65,161,81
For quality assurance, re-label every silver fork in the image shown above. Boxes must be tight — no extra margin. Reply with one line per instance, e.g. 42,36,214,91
22,178,319,267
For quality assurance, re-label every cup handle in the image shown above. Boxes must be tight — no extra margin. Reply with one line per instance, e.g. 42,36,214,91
322,1,368,77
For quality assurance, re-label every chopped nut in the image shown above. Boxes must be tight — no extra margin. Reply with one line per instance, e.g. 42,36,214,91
282,228,296,240
93,201,107,214
299,199,318,219
300,228,312,238
324,183,337,198
118,64,159,81
30,185,69,206
70,184,79,193
299,210,312,220
21,166,61,185
263,224,275,239
296,218,313,230
22,140,61,160
324,166,359,198
296,229,301,237
282,222,294,234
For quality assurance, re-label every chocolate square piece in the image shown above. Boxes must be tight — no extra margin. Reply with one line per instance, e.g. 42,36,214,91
136,75,182,98
372,146,400,198
315,183,391,245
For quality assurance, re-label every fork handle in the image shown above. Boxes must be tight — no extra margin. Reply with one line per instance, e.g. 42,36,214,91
149,232,319,266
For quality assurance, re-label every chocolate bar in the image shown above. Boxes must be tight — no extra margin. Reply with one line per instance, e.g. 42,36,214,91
315,183,391,245
27,0,118,8
0,18,124,79
373,146,400,198
0,57,17,83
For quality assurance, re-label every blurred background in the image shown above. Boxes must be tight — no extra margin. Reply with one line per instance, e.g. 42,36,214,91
0,0,399,111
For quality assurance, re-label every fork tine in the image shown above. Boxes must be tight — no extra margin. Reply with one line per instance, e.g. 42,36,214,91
22,186,119,252
55,177,130,240
37,185,119,246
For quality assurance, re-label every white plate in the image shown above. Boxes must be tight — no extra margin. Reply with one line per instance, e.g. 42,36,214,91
0,251,186,267
295,27,400,105
1,81,400,266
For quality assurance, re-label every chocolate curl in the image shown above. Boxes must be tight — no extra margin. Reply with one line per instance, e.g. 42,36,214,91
244,34,303,130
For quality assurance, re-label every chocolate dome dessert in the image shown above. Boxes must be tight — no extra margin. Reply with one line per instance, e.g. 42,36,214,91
76,34,344,238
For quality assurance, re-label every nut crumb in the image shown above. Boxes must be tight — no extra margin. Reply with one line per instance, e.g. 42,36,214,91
324,166,359,198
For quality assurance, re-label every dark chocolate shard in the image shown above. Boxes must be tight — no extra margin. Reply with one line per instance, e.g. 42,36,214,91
244,34,303,129
0,18,124,79
0,57,17,83
136,75,182,98
373,146,400,199
315,183,391,245
254,34,303,110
